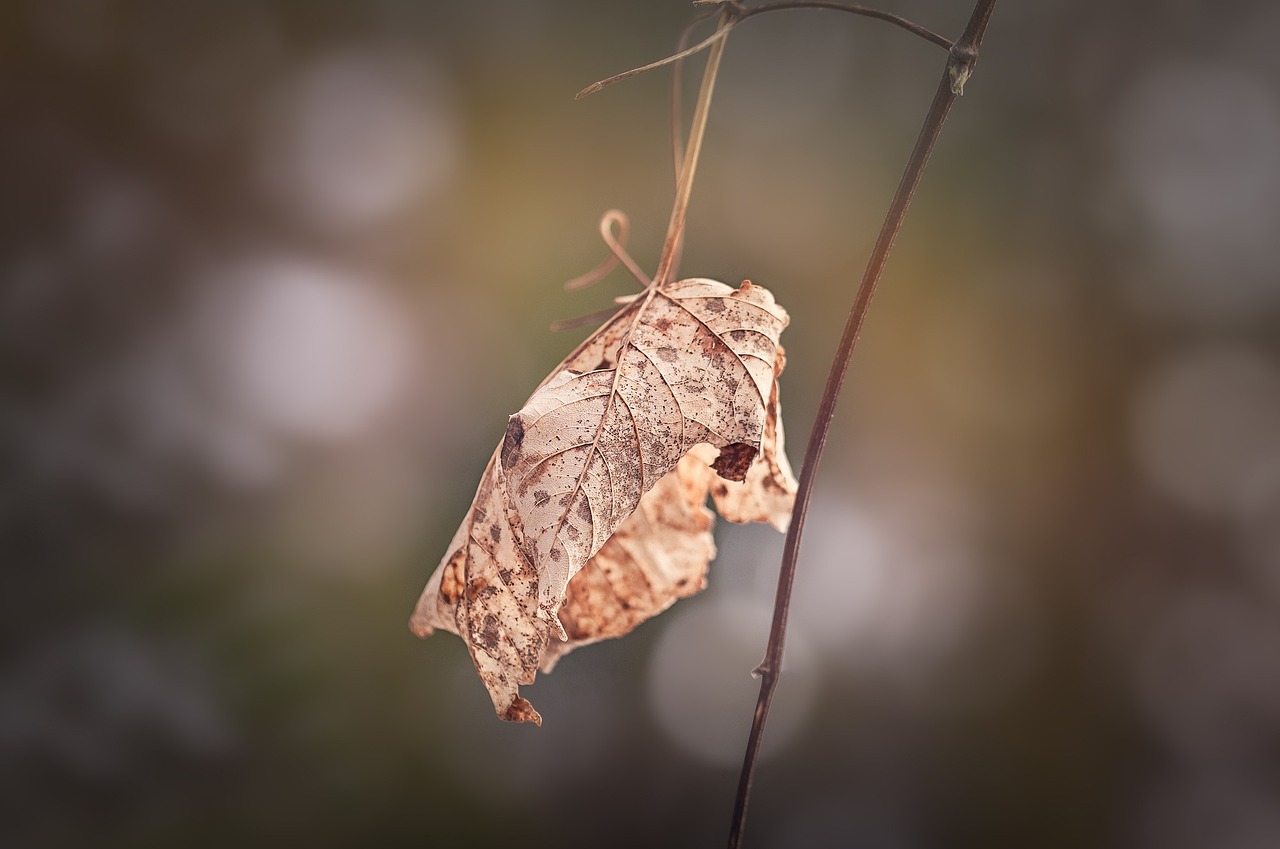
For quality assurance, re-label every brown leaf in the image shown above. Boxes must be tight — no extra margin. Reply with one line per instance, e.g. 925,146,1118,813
541,449,719,672
410,278,794,722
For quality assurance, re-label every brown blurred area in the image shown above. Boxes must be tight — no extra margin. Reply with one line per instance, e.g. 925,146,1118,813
4,1,1280,847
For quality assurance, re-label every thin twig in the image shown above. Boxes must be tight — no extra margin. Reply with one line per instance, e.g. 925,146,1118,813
726,1,998,847
577,22,736,100
732,0,951,50
578,0,950,100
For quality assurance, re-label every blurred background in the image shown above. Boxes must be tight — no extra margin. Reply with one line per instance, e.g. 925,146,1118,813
4,0,1280,847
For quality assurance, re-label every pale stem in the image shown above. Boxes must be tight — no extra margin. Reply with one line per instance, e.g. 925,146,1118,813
654,10,733,288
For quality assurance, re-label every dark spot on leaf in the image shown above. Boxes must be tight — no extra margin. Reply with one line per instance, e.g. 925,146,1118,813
713,442,757,482
534,489,551,507
465,577,489,602
704,297,726,313
478,614,499,649
653,317,672,333
550,547,563,562
501,415,525,468
489,523,502,543
577,499,593,523
499,568,514,585
566,525,580,540
656,347,679,363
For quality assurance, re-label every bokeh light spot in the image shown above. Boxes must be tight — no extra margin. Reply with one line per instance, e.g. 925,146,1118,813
1111,61,1280,323
258,49,459,233
201,256,417,443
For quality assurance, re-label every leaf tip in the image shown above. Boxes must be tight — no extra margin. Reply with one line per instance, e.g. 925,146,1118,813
502,697,543,726
408,605,437,638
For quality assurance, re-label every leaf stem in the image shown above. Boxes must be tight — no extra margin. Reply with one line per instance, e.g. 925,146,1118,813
654,9,732,288
726,2,998,847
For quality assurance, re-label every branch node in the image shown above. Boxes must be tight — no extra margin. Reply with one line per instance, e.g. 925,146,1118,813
947,43,978,94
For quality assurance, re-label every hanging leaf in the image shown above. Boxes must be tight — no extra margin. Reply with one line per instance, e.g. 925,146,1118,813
410,278,795,723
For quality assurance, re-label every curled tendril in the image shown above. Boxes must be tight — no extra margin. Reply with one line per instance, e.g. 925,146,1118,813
563,209,651,292
553,211,653,331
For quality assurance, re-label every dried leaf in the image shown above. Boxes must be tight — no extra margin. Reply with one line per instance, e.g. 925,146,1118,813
410,278,794,723
541,449,718,671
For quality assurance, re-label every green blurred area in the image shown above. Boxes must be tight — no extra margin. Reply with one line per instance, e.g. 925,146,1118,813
4,1,1280,847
